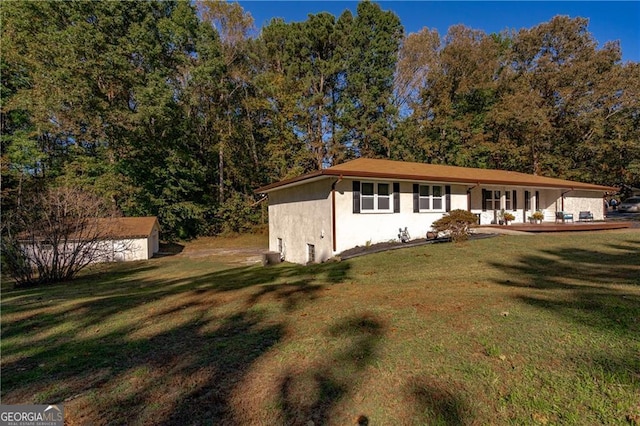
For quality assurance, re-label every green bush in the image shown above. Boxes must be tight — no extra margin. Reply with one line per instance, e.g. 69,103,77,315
159,202,210,241
216,192,261,234
431,209,478,243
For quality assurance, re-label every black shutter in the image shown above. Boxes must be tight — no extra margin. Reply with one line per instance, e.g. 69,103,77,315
482,189,487,211
524,190,530,210
445,185,451,212
512,190,517,211
535,190,540,211
353,181,360,213
393,182,400,213
413,184,419,212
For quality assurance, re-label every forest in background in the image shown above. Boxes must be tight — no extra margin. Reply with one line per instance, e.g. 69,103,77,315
2,1,639,240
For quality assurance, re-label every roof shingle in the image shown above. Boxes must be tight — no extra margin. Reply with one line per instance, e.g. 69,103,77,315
256,158,617,193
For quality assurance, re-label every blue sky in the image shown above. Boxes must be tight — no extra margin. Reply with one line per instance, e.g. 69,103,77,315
238,1,640,62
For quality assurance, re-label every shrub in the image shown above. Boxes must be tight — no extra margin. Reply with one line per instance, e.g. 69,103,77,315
431,209,478,243
1,186,117,286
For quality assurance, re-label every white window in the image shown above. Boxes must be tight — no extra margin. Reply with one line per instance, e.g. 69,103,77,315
419,185,430,210
419,185,444,211
361,182,393,212
432,185,443,210
361,182,375,210
483,190,501,211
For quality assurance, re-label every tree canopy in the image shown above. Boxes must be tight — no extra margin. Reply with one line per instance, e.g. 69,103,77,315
2,1,638,240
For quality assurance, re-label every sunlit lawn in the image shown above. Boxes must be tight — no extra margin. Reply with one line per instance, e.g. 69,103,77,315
2,230,639,425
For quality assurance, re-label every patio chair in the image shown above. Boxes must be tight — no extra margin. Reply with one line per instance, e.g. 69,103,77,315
578,211,594,221
555,211,574,223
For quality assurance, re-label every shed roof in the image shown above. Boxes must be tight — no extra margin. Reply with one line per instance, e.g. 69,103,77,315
97,217,160,239
256,158,617,193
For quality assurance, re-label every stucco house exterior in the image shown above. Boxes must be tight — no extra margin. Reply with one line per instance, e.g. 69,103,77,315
256,158,617,264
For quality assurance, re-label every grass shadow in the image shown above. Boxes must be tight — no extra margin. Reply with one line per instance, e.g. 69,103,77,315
277,313,384,424
489,236,640,402
405,376,469,425
489,238,639,335
1,258,352,424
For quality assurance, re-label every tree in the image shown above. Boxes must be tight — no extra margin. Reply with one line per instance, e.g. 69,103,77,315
197,0,256,203
395,15,639,189
339,2,403,159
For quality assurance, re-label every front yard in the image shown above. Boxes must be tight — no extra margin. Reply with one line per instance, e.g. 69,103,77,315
2,230,639,425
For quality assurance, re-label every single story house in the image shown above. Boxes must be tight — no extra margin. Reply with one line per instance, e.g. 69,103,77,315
256,158,617,264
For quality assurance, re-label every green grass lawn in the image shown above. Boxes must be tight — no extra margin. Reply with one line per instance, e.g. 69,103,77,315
2,231,639,425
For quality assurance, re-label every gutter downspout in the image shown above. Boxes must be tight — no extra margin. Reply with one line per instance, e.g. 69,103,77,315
331,176,343,252
466,183,479,212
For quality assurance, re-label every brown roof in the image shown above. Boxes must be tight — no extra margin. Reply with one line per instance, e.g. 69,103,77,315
256,158,617,193
97,217,159,239
17,216,160,242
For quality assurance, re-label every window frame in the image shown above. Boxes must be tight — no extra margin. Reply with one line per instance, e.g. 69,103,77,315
418,184,445,212
360,181,394,213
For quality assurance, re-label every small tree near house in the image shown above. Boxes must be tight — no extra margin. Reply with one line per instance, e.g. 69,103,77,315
1,186,130,286
431,209,478,243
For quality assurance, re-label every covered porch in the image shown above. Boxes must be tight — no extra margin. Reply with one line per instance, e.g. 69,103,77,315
477,221,633,233
466,185,607,226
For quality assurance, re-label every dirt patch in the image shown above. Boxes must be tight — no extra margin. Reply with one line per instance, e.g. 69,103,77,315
180,246,265,265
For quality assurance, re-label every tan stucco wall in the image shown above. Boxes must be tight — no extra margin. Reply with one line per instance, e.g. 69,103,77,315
559,191,606,220
268,179,333,264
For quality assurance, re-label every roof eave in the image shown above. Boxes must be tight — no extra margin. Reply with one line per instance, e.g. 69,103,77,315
255,167,617,194
255,170,325,193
